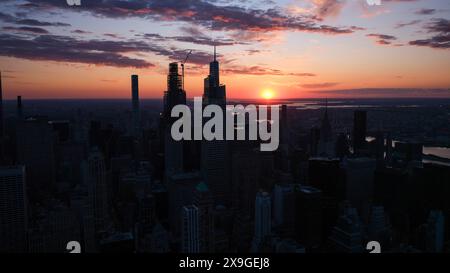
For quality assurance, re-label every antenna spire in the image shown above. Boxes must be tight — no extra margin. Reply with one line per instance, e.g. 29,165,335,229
214,44,216,61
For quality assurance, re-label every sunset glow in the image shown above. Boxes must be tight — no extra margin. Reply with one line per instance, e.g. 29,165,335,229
262,89,275,100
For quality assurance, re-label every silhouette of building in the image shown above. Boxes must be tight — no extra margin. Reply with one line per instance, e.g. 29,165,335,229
202,46,228,206
181,205,200,253
0,166,27,252
82,148,109,234
426,210,444,253
329,203,364,253
17,96,23,120
163,63,186,179
16,117,56,191
0,71,3,139
294,186,322,250
253,191,271,243
368,205,390,244
353,110,367,153
273,184,294,227
341,157,376,223
168,171,201,239
317,100,334,157
131,75,140,138
194,182,215,252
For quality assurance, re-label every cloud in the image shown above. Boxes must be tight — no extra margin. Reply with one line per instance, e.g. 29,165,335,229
222,65,316,77
409,18,450,49
313,0,346,20
414,8,436,15
17,0,360,35
367,33,397,45
0,33,155,68
0,11,70,27
301,82,339,88
141,33,244,46
395,20,421,28
71,29,92,34
3,26,49,34
313,88,450,98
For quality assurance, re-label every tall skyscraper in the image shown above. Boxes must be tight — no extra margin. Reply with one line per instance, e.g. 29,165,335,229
131,75,140,137
202,46,228,206
0,166,27,252
254,191,271,243
181,205,200,253
0,71,3,139
426,210,444,253
294,186,323,249
353,110,367,153
17,96,23,120
16,117,56,191
82,148,109,233
317,100,334,157
193,182,215,252
0,71,3,162
273,184,294,227
163,63,186,179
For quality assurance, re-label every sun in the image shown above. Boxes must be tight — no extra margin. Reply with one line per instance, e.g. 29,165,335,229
261,89,275,100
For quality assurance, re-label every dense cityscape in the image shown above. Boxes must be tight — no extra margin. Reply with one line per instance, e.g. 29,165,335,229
1,49,449,253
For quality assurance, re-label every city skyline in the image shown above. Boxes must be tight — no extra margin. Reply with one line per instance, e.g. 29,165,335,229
0,0,449,100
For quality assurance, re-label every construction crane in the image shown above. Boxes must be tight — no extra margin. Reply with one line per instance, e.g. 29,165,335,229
181,50,192,91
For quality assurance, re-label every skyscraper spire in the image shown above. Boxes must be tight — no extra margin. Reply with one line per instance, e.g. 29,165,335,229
214,44,216,62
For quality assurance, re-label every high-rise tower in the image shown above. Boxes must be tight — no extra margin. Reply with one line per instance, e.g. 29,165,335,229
163,63,186,179
353,110,367,153
131,75,140,137
0,71,3,138
201,46,228,206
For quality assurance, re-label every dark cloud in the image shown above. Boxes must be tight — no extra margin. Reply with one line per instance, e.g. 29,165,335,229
0,12,70,27
414,8,436,15
314,0,346,20
222,65,316,76
17,0,359,35
71,29,92,34
367,33,397,45
314,88,450,98
301,82,339,89
395,20,421,28
409,18,450,49
141,33,244,46
0,33,209,68
3,26,49,34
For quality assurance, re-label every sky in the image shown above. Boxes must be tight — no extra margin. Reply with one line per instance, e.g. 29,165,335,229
0,0,449,99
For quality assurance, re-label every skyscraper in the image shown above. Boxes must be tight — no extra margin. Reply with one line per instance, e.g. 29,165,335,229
0,166,27,252
0,71,3,139
202,46,228,205
131,75,140,138
83,148,109,233
317,100,334,157
329,203,364,253
353,110,367,153
194,182,215,252
294,186,323,249
254,191,271,243
17,96,23,120
426,210,444,253
163,63,186,179
181,205,200,253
